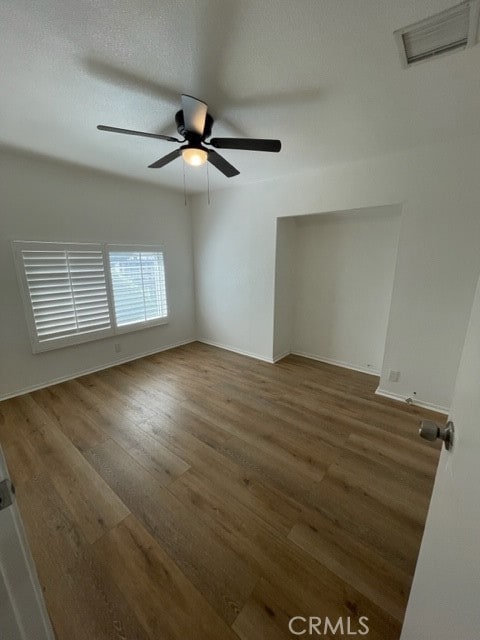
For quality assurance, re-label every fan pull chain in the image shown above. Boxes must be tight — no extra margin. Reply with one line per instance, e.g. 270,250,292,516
206,161,211,205
182,159,187,207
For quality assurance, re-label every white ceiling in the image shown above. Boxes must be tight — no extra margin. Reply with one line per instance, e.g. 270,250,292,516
1,0,479,193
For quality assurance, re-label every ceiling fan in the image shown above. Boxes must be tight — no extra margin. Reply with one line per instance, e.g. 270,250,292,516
97,94,281,178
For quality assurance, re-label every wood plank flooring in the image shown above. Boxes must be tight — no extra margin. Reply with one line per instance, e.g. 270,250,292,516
0,342,442,639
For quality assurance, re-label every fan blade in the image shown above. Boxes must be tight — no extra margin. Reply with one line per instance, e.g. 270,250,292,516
207,150,240,178
209,137,281,152
148,149,182,169
97,125,180,143
181,94,208,135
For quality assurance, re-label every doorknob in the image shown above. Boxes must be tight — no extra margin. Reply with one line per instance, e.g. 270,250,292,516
419,420,454,450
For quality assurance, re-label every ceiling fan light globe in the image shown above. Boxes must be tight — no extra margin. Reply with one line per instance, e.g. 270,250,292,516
182,147,208,167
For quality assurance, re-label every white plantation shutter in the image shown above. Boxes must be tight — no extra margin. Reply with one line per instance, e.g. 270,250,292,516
14,242,169,353
14,242,113,351
108,249,168,328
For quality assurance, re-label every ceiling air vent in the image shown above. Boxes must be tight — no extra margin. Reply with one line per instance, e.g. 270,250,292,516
394,0,480,67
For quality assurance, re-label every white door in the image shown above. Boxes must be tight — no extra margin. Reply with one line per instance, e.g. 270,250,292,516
401,270,480,639
0,448,54,640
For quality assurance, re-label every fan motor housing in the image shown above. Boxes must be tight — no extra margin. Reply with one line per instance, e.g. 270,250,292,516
175,110,213,141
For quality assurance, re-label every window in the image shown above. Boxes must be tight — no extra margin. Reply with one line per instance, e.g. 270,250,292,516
108,248,168,330
13,242,168,353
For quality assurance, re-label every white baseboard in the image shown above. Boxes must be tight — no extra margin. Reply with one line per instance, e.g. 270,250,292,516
272,350,291,363
0,338,196,402
375,387,449,415
196,342,382,375
290,350,380,376
196,339,275,363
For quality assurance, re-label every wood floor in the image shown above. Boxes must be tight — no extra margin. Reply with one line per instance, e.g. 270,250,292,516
0,342,442,639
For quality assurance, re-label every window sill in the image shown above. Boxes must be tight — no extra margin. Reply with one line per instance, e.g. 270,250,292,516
114,316,170,335
31,317,169,353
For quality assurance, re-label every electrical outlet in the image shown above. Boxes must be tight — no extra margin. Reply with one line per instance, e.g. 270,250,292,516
389,370,400,382
114,343,121,353
406,391,417,405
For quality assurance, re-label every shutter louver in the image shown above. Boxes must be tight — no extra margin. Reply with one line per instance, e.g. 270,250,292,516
19,245,113,348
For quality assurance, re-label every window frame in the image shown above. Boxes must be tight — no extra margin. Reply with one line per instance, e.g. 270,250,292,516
13,241,169,353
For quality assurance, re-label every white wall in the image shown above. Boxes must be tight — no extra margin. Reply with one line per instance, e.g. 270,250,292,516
280,206,401,374
192,133,480,411
272,217,297,360
192,196,275,361
0,148,195,399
